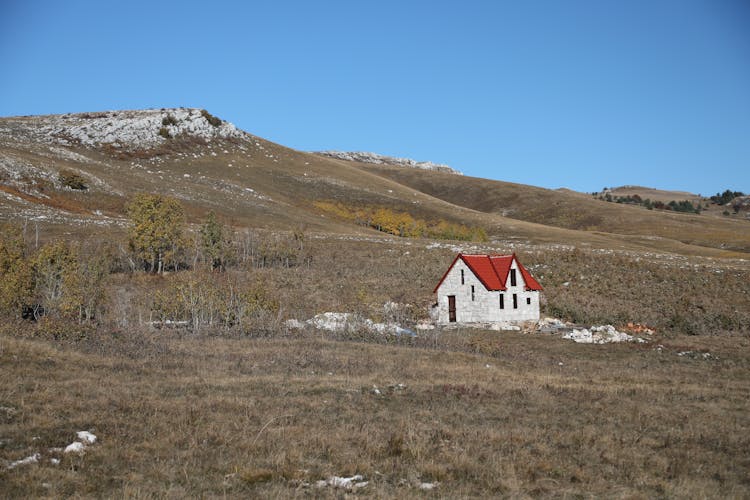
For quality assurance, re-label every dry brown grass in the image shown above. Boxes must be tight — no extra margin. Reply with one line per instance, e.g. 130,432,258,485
1,329,749,498
360,164,750,254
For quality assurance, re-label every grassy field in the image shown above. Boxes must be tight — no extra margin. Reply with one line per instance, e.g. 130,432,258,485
2,329,749,497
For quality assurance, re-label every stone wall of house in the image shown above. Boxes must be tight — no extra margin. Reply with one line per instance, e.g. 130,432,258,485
436,258,540,324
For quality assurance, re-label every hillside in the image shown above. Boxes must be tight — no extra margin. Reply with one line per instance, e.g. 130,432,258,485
340,162,750,254
1,109,749,258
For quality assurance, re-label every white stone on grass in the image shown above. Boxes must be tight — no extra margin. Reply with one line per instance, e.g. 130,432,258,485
64,442,85,454
7,453,40,469
76,431,97,444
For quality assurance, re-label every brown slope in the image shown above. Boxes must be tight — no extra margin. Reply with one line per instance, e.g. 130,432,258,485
347,162,750,254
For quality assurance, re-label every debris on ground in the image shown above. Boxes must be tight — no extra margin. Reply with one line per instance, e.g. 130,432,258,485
563,325,644,344
286,312,416,337
6,430,98,469
538,318,647,344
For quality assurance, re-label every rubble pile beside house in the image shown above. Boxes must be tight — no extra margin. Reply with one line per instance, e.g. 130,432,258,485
536,317,648,344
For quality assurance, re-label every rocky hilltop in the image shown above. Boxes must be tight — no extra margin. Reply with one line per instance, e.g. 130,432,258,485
0,108,246,150
315,150,462,175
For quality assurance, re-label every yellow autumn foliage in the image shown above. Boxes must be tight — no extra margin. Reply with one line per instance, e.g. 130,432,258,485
313,201,487,242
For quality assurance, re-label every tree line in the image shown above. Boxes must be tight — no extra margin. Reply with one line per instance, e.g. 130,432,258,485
596,193,702,214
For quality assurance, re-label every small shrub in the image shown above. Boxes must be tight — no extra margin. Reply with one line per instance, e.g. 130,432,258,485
158,127,172,139
58,169,88,190
201,109,222,127
161,114,178,126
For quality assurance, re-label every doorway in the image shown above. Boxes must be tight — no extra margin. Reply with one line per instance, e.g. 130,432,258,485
448,295,456,322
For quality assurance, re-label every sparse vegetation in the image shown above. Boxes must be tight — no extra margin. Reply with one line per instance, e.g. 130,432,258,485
57,169,88,190
201,109,222,127
157,126,172,139
314,200,488,241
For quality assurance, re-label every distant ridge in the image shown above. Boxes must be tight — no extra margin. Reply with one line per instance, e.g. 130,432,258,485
314,150,462,175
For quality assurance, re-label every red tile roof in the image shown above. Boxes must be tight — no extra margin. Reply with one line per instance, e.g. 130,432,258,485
433,253,543,293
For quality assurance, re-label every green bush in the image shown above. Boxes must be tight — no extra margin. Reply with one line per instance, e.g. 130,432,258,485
158,127,172,139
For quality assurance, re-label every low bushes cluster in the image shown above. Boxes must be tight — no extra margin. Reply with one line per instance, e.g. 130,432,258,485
314,200,487,241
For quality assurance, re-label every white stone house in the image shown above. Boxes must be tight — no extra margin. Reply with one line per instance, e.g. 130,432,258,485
433,253,543,324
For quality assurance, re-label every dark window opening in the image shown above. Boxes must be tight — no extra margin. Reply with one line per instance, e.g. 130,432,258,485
526,297,531,305
471,285,475,301
513,293,518,309
499,293,504,309
461,269,464,285
510,269,517,287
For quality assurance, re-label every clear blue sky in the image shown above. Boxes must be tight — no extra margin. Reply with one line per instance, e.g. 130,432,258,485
1,0,748,195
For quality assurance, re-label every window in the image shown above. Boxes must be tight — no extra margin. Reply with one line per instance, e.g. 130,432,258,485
526,297,531,305
510,269,517,287
513,293,518,309
471,285,475,301
499,293,504,309
461,269,464,285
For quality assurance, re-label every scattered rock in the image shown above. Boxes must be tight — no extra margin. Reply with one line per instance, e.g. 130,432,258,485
64,441,85,454
64,430,98,454
76,431,97,444
315,151,462,175
315,474,369,490
563,325,643,344
7,453,40,469
302,312,416,337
